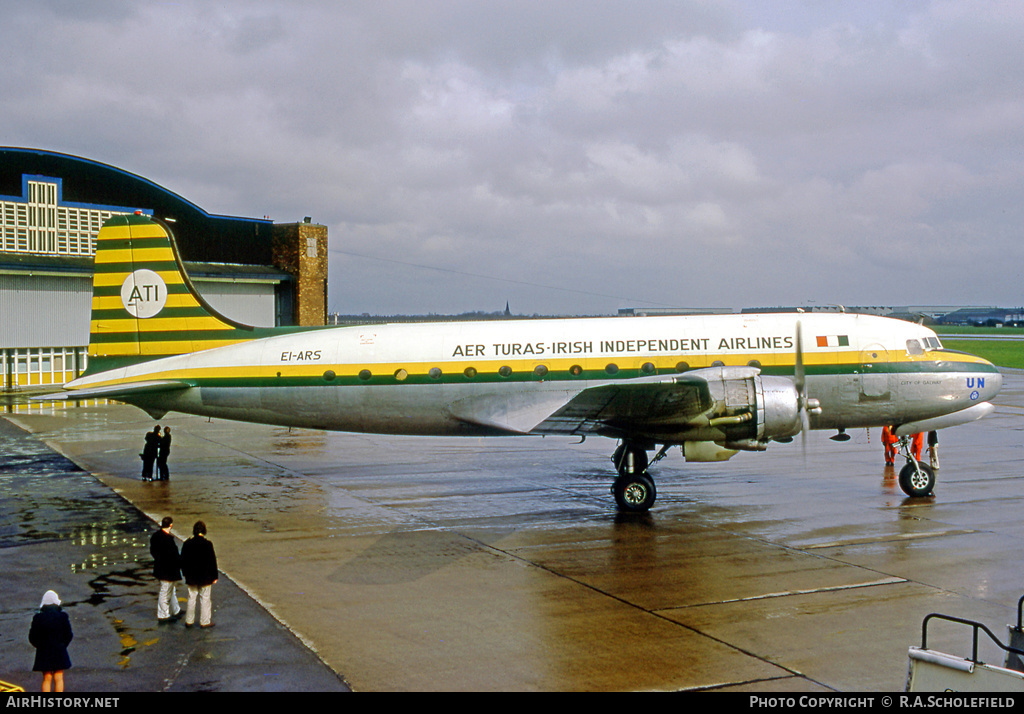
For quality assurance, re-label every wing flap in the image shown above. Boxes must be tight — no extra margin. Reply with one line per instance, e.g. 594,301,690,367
448,389,584,434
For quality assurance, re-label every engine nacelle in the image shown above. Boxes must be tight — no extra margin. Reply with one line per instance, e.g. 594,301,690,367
700,369,803,444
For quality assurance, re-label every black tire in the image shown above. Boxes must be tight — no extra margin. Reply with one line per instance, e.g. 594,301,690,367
613,473,657,512
898,461,935,497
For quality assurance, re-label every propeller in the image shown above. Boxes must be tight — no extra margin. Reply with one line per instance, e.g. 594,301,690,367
794,320,821,458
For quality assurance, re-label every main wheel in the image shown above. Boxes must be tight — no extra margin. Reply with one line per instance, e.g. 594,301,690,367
898,461,935,497
613,473,657,512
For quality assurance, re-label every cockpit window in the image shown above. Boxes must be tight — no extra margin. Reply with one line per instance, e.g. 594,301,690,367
925,337,943,350
906,339,924,355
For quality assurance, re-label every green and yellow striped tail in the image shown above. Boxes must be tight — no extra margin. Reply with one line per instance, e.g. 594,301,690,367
87,213,256,372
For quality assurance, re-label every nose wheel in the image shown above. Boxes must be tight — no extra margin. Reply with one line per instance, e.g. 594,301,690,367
895,435,936,498
898,460,935,498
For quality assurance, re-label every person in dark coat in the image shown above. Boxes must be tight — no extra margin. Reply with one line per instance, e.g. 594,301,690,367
156,427,172,481
180,521,218,627
28,590,72,692
141,425,161,481
150,516,182,622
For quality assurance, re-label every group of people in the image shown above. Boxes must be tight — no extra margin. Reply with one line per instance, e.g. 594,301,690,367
27,517,219,692
141,425,172,481
150,516,219,627
881,427,939,468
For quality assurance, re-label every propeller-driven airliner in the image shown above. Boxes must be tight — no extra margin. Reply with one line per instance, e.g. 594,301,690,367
46,213,1003,511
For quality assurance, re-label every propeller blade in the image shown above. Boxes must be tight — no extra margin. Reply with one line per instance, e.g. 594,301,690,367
795,320,808,458
794,320,805,395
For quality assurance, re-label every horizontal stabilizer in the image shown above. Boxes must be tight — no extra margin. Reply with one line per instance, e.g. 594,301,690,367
34,380,191,403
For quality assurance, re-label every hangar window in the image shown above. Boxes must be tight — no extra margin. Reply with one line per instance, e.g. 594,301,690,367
394,368,408,381
428,367,442,380
906,339,924,356
498,365,512,378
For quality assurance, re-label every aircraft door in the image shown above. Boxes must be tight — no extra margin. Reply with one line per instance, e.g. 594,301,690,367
857,344,892,400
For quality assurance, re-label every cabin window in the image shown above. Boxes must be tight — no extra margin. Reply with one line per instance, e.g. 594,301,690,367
711,360,725,367
499,365,512,377
394,368,408,381
605,363,619,375
906,339,924,356
358,369,372,381
641,362,656,375
464,366,477,379
747,360,761,368
534,364,548,377
323,370,336,382
428,367,442,380
569,365,583,376
675,361,690,373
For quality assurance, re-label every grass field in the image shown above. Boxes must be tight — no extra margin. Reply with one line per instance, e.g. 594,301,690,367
940,340,1024,369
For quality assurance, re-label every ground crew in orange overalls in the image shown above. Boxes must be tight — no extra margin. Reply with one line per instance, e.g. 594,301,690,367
881,426,898,465
910,432,923,461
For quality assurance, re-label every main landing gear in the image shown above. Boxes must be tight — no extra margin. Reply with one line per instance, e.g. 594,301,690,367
610,442,670,512
895,436,936,498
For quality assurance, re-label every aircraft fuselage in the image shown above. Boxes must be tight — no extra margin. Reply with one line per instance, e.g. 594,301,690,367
68,311,1002,441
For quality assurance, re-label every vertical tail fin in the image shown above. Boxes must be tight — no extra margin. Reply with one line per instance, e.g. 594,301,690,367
87,213,255,372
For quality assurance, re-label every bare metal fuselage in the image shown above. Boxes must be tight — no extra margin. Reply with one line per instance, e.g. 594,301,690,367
68,312,1002,443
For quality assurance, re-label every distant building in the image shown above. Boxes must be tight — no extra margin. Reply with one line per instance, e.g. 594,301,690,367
618,307,732,317
935,307,1024,327
1,147,327,390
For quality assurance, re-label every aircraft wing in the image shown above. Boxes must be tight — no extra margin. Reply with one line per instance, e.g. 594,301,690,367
533,373,716,435
449,371,718,436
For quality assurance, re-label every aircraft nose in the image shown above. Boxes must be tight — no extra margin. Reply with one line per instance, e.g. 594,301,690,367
988,366,1004,399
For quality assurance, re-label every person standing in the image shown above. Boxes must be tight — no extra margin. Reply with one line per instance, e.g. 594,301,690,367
927,431,940,469
141,425,161,481
28,590,72,692
180,521,218,628
881,426,897,465
156,427,172,481
150,516,182,622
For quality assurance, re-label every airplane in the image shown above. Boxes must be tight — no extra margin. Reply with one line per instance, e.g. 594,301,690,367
45,212,1003,512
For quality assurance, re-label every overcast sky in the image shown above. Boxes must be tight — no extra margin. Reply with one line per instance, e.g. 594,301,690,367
4,1,1023,315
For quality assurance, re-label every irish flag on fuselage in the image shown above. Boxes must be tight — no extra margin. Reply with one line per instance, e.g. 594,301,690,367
816,334,850,348
87,213,256,371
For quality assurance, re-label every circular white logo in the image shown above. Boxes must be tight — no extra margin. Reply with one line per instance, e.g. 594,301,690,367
121,269,168,319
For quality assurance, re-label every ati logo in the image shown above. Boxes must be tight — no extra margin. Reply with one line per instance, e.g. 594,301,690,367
121,269,168,319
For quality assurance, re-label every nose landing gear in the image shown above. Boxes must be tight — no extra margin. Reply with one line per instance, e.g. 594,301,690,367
895,436,936,498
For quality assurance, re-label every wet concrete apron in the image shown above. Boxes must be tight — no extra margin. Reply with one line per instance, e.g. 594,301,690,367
0,417,349,692
4,372,1023,691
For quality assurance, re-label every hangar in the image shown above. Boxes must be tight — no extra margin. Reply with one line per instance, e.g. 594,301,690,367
0,147,327,390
